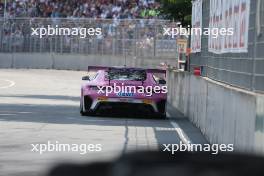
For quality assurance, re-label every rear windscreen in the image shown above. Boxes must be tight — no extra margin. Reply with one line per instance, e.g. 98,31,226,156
106,69,147,81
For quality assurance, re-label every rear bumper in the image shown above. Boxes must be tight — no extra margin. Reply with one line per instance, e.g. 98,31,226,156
83,95,166,114
92,98,158,112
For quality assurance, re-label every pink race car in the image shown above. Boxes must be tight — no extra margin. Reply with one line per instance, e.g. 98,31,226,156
80,66,167,118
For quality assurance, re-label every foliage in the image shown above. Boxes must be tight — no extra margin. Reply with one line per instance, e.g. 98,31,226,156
158,0,192,26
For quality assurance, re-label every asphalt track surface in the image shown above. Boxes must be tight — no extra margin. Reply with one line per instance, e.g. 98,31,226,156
0,69,207,176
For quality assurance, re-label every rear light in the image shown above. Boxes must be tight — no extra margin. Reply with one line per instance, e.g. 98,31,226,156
98,97,108,101
143,99,152,104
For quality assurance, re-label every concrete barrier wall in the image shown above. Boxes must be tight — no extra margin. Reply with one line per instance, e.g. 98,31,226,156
0,53,13,68
168,70,264,154
256,95,264,153
0,53,176,70
14,53,54,69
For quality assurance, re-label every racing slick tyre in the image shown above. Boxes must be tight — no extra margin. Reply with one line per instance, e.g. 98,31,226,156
80,97,95,116
80,101,86,116
156,100,167,119
155,113,166,119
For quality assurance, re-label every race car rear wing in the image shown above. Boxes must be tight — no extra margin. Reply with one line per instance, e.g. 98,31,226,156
88,66,128,72
146,69,166,78
88,66,109,72
88,66,166,77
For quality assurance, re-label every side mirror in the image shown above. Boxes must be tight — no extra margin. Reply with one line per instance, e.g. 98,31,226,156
158,79,166,85
82,76,90,81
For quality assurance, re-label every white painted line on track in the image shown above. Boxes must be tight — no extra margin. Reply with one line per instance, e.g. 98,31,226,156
167,112,192,144
170,121,192,144
0,79,15,89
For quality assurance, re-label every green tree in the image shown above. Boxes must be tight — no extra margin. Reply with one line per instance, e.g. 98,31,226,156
158,0,192,26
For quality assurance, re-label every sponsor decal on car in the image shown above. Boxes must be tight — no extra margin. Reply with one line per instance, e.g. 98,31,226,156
116,92,134,97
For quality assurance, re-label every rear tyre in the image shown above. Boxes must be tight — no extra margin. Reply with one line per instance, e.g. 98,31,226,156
85,110,95,116
156,113,167,119
80,100,86,116
156,100,167,119
80,97,95,116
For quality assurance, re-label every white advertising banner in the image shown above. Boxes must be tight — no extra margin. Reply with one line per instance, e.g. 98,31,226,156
208,0,250,54
191,0,202,53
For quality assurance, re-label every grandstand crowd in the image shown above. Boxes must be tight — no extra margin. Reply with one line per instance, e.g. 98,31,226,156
0,0,161,19
0,1,178,55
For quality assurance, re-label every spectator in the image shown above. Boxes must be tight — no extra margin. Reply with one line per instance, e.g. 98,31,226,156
0,0,161,19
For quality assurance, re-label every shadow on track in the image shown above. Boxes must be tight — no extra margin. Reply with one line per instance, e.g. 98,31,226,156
0,94,207,147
